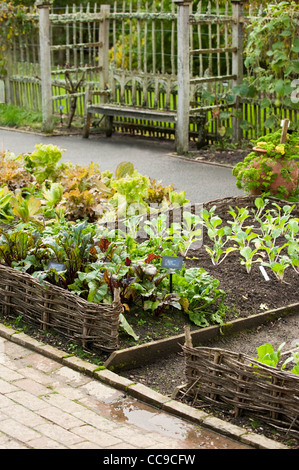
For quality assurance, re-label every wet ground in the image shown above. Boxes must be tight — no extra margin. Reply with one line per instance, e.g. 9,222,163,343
0,334,253,450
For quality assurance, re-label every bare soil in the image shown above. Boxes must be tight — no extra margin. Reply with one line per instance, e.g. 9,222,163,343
187,143,251,167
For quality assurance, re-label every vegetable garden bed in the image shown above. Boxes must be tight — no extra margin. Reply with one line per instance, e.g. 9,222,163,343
1,193,298,362
0,143,298,371
1,142,298,448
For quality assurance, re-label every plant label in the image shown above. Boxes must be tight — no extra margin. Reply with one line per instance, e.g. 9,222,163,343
259,265,270,282
47,261,66,272
161,256,184,270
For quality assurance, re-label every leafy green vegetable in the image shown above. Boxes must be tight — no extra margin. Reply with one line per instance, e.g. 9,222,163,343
253,342,285,368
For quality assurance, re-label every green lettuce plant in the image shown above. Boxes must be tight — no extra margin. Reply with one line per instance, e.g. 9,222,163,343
253,342,299,375
253,342,285,368
23,144,67,184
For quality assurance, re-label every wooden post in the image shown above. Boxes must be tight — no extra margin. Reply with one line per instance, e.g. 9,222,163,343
99,5,110,90
36,0,53,133
280,119,290,144
173,0,192,155
3,47,12,105
98,4,110,130
232,0,244,144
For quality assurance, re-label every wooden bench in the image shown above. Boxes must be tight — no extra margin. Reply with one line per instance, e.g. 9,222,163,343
82,70,207,147
83,101,177,138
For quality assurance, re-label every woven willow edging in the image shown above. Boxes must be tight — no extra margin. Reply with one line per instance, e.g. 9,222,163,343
0,264,122,352
181,344,299,437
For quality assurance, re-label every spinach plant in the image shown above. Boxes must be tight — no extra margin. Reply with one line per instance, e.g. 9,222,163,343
172,267,226,327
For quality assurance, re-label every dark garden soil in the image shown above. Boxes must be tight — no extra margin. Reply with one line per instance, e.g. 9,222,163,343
187,142,251,167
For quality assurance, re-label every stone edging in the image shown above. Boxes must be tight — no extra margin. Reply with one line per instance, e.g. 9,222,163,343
0,322,288,450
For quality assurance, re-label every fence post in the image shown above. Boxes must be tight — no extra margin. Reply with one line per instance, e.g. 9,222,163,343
3,48,12,105
99,5,110,90
232,0,244,143
98,4,110,131
36,0,53,133
173,0,192,155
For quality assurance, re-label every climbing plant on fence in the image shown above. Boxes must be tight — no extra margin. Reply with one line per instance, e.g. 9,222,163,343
0,2,37,78
240,1,299,131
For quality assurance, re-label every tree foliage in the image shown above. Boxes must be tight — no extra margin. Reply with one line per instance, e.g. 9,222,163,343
0,1,37,77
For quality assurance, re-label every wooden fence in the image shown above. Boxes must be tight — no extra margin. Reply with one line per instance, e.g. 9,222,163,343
1,0,298,146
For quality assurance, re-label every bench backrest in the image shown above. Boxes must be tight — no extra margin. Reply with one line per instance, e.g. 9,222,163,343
108,68,178,110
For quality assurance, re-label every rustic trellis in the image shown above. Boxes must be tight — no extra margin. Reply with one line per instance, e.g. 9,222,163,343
2,1,297,147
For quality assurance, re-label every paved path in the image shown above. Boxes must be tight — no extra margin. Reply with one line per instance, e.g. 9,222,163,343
0,328,257,450
0,326,288,450
0,128,243,204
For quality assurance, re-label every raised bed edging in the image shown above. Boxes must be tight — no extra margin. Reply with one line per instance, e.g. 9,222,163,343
181,344,299,437
0,264,122,352
0,322,288,449
104,302,299,371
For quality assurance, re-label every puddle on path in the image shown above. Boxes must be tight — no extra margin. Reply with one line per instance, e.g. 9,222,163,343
94,397,251,449
1,338,251,449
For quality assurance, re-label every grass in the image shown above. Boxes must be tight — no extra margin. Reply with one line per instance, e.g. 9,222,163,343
0,104,43,130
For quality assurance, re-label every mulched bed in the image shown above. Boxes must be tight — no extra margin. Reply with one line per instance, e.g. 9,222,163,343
187,143,251,167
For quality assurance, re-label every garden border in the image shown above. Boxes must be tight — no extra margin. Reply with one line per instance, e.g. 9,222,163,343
104,303,299,371
0,264,122,352
0,322,288,449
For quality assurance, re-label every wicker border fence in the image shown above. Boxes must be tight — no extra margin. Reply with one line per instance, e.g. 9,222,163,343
181,343,299,437
0,264,122,352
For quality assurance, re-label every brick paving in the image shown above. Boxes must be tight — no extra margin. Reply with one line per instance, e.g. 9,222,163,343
0,327,287,450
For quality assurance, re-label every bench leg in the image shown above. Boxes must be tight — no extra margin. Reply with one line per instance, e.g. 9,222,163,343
196,114,207,149
105,116,113,137
83,112,91,139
